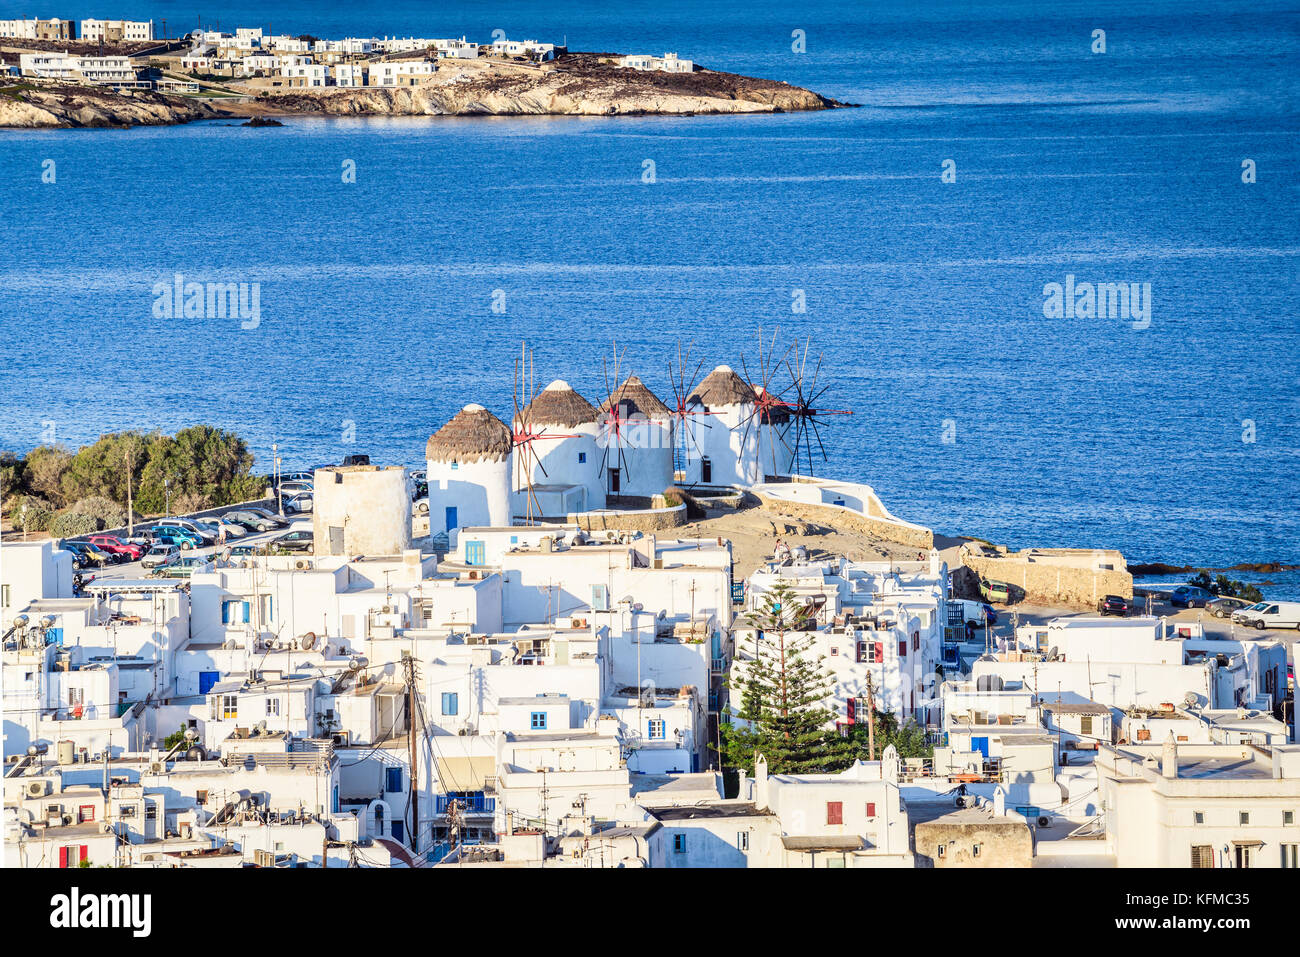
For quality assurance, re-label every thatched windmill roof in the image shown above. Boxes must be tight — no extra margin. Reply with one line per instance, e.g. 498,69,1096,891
517,380,599,428
689,365,757,408
598,375,671,418
426,404,512,463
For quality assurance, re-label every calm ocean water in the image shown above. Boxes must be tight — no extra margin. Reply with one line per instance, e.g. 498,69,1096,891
1,1,1297,589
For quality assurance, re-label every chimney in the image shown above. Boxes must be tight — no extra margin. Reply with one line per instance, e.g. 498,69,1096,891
735,767,747,801
1161,732,1178,779
754,753,770,811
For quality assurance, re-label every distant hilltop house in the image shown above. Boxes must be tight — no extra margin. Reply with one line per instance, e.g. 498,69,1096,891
79,18,153,43
0,17,76,41
489,37,555,61
619,52,693,74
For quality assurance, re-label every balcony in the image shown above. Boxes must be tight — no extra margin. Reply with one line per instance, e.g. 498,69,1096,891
434,793,496,815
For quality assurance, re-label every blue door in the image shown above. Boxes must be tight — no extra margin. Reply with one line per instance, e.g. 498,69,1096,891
444,506,458,531
390,818,404,843
465,540,485,566
198,671,220,695
972,736,990,759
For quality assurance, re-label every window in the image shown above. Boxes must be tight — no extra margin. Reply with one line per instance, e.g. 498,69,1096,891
441,693,459,716
701,457,712,483
972,843,982,858
1240,812,1250,826
221,695,238,720
1194,811,1205,825
1080,715,1093,736
67,687,84,705
648,718,666,740
826,802,843,825
898,640,907,658
385,767,402,793
145,804,156,820
266,698,280,716
1235,844,1254,869
1283,844,1298,869
1285,811,1295,826
673,833,686,853
1136,728,1151,741
865,802,876,818
530,711,547,730
1191,845,1214,868
591,584,609,611
450,461,458,470
737,831,749,851
577,452,586,464
937,844,946,859
196,790,208,806
911,631,919,652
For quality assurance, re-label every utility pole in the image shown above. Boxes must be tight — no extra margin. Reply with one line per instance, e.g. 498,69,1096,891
124,444,136,536
865,671,876,761
403,653,420,854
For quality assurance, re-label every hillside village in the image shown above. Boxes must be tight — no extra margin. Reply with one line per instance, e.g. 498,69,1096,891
0,14,836,126
3,350,1296,870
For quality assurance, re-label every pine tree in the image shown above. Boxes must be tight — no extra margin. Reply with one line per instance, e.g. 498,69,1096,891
720,582,858,775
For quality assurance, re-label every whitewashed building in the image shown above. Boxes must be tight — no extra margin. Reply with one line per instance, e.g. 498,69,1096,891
513,380,605,517
619,52,693,73
426,404,514,537
681,365,760,487
79,19,154,43
597,375,675,499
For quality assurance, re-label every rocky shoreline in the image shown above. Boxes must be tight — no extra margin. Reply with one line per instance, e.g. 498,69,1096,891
0,58,848,129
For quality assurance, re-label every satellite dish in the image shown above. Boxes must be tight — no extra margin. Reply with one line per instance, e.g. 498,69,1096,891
300,632,317,651
1183,692,1200,710
1047,646,1059,661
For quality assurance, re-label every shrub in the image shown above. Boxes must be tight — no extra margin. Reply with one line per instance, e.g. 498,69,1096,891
7,494,53,531
49,510,100,539
69,495,125,529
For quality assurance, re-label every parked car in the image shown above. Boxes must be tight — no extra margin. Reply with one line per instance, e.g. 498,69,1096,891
194,517,248,540
148,526,205,550
62,541,119,567
156,555,211,578
230,543,265,557
1169,584,1214,608
141,544,180,569
1097,594,1131,616
415,497,429,515
278,481,314,497
225,509,288,532
1235,601,1300,631
278,470,316,485
155,519,217,545
283,492,313,514
1208,596,1252,618
979,579,1011,604
412,479,428,500
85,534,146,561
271,530,314,553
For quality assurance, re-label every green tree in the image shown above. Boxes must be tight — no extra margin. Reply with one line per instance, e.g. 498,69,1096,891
24,444,72,506
720,582,858,775
848,710,933,759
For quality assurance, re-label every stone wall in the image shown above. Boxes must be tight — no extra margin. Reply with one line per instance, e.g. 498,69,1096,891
960,546,1133,609
751,492,933,550
913,815,1033,868
563,503,687,533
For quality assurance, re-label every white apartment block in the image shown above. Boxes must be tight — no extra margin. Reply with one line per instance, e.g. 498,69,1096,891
79,19,154,43
619,52,693,73
280,62,328,87
0,17,75,40
367,59,435,87
490,37,555,60
18,51,136,84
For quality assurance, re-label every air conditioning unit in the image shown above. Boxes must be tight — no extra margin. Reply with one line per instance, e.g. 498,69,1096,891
149,762,163,774
62,814,73,825
295,560,312,570
381,605,393,614
26,780,48,797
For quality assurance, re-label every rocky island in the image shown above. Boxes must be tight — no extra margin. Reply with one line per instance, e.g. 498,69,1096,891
0,43,848,129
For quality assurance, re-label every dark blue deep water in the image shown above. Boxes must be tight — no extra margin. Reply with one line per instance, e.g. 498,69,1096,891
1,1,1297,584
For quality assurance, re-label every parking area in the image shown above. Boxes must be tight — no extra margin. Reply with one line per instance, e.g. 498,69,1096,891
68,509,315,583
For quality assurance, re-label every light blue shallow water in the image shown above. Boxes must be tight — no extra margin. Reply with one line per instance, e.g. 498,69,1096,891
0,1,1297,589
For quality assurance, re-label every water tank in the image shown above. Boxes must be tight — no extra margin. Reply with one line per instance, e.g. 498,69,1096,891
57,739,76,766
975,674,1004,692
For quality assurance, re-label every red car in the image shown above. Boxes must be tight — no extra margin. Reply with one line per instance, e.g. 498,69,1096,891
87,534,145,561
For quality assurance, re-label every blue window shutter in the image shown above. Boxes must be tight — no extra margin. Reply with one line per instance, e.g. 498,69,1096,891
386,767,402,792
242,601,251,623
221,602,230,624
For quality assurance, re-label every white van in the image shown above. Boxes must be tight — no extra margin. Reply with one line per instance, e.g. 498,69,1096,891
1237,601,1300,630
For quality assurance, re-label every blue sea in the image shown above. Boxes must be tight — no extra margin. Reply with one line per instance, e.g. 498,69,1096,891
1,1,1297,591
